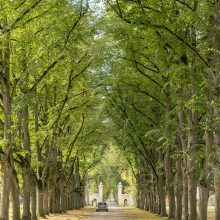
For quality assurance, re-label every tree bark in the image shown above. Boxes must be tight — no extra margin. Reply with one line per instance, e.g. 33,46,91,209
37,188,44,217
178,110,188,220
165,86,175,219
11,164,20,220
43,189,49,215
34,102,46,217
175,134,183,220
198,185,209,220
31,186,37,220
198,84,213,220
22,106,31,220
157,178,167,216
54,186,61,213
0,23,13,220
188,108,198,220
213,3,220,220
60,185,66,212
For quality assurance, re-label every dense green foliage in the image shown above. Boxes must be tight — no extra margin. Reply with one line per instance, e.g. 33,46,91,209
0,0,220,220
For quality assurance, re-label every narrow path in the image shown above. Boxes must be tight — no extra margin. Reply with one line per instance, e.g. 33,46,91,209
82,207,136,220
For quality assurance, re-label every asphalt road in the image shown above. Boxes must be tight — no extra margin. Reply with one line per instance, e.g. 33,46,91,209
82,207,136,220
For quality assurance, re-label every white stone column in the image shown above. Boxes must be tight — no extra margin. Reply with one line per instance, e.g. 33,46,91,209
98,182,103,202
118,182,123,206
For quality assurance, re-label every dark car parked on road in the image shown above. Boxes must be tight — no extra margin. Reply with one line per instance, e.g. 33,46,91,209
96,202,108,212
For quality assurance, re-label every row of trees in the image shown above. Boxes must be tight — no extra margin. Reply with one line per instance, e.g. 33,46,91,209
102,1,220,220
1,1,220,220
0,1,106,219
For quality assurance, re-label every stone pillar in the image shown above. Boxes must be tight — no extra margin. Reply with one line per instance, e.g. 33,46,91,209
98,182,103,202
118,182,123,206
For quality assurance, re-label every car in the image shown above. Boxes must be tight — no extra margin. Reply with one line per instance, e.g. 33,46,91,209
96,202,108,212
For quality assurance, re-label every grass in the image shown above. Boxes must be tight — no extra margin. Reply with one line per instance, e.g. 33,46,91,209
39,206,95,220
124,207,167,220
125,206,215,220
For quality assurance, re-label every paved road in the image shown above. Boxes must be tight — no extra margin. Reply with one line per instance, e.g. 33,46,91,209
82,207,136,220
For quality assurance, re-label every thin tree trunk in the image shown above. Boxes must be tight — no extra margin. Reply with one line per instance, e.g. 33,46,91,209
31,186,37,220
188,109,198,220
0,162,11,220
34,102,46,217
157,178,167,216
188,24,199,220
60,185,66,212
43,189,49,215
37,189,44,217
54,186,61,213
178,110,189,220
198,185,209,220
214,170,220,220
0,23,13,220
165,86,175,219
11,165,20,220
176,135,183,220
22,167,31,220
22,106,31,220
198,86,213,220
213,3,220,220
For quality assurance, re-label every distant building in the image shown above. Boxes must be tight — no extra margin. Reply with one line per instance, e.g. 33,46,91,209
85,182,135,207
118,182,134,207
85,182,103,206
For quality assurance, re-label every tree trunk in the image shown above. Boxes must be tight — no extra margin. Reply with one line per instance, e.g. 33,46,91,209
165,147,175,219
187,33,198,218
0,24,13,220
31,185,37,220
213,3,220,220
34,102,46,217
60,185,67,212
22,106,31,220
22,167,31,220
188,109,198,220
37,188,44,217
182,162,189,220
165,87,175,219
214,171,220,220
54,187,61,213
157,178,167,216
175,134,183,220
178,110,189,220
0,162,12,220
152,182,157,214
144,190,149,211
198,86,213,220
11,165,20,220
43,189,49,215
198,186,209,220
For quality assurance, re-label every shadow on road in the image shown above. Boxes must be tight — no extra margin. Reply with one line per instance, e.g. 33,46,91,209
82,207,136,220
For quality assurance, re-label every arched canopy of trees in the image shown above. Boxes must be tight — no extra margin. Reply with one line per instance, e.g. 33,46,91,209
0,1,220,220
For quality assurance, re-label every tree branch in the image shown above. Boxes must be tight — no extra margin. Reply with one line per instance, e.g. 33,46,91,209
175,0,195,11
10,0,43,30
64,0,89,47
29,55,65,92
128,83,166,108
110,4,212,71
65,113,85,163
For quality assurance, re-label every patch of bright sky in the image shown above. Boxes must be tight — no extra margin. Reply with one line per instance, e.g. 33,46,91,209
89,0,106,19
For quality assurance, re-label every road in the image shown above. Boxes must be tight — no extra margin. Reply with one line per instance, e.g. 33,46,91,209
82,207,136,220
